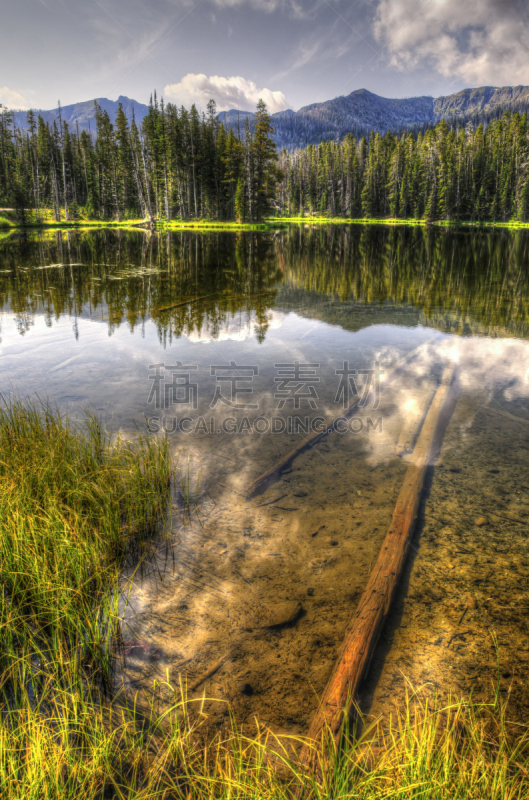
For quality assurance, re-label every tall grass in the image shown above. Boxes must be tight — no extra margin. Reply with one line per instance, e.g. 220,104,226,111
0,396,172,694
1,397,528,798
2,679,528,799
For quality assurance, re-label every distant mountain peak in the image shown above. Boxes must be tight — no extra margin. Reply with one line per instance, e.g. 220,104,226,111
12,96,150,134
11,84,529,151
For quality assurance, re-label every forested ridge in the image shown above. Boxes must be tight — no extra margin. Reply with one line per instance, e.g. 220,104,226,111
279,112,529,222
1,92,529,224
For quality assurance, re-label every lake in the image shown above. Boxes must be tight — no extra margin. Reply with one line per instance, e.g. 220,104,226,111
1,224,528,736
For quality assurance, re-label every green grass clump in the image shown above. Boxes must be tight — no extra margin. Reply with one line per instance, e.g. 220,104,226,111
0,396,173,694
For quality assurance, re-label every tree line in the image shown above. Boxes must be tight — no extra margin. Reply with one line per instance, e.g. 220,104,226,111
279,112,529,222
1,95,529,224
0,95,281,224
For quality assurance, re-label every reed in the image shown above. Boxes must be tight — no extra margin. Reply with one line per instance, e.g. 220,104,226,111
1,678,528,799
176,458,203,517
0,395,173,696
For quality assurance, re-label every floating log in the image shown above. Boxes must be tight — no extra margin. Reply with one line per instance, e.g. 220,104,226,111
245,335,443,499
300,363,459,769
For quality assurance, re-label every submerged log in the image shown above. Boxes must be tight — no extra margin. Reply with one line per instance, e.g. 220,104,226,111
188,652,233,693
395,386,436,456
156,293,218,312
300,363,459,768
245,335,443,499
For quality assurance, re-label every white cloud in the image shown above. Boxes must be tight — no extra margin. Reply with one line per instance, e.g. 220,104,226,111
373,0,529,86
0,87,30,111
272,16,361,82
164,73,292,112
185,310,285,343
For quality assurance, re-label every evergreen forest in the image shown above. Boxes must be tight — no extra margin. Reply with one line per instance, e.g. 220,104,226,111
1,93,529,224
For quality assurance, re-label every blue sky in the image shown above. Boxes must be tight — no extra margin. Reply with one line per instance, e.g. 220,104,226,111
2,0,528,112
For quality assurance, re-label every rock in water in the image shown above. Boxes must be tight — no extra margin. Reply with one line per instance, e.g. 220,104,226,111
262,601,304,630
120,640,166,662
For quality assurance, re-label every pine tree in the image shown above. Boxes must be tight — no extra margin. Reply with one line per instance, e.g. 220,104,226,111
251,100,281,221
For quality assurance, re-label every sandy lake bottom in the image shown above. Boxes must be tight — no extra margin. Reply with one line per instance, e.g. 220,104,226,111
116,349,529,737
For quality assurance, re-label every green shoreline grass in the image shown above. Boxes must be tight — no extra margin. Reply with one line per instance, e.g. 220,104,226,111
1,397,529,798
275,215,529,230
0,396,173,690
3,208,529,232
0,210,285,233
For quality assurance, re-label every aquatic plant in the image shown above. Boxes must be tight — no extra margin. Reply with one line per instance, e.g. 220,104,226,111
176,457,203,517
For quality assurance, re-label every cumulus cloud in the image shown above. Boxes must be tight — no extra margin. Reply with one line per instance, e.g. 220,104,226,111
0,87,29,111
164,73,292,112
373,0,529,86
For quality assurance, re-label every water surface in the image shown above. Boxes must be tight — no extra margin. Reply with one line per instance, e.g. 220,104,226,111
1,225,528,733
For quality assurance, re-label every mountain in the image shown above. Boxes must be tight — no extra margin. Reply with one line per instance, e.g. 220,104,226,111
13,95,149,133
433,85,529,119
11,85,529,150
275,89,434,146
222,85,529,150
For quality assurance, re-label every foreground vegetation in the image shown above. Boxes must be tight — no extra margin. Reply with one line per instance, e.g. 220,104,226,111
3,670,529,798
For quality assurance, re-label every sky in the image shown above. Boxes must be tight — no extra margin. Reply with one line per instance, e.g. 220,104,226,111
1,0,529,113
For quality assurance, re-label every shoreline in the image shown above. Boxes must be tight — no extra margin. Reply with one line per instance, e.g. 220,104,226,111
0,215,286,233
2,213,529,232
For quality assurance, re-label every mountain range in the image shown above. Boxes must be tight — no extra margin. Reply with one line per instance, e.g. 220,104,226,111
13,95,149,134
12,85,529,151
